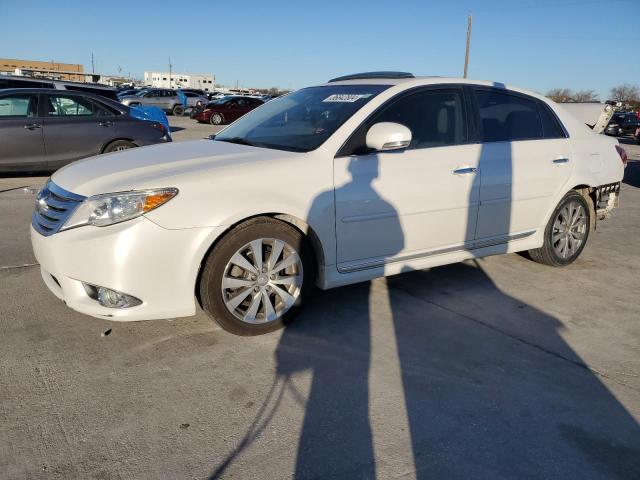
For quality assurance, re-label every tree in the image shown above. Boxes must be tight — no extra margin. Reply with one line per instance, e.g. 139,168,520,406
572,90,599,102
610,84,640,107
546,88,574,103
546,88,599,103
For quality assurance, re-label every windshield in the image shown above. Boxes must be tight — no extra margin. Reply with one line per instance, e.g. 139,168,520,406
215,85,390,152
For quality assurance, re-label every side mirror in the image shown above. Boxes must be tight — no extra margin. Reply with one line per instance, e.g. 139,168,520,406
366,122,412,151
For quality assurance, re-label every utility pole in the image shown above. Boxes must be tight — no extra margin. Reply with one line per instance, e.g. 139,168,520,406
169,57,172,88
91,53,95,74
463,13,472,79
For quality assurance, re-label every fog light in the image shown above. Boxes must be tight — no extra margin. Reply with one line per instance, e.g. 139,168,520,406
98,287,142,308
83,282,142,308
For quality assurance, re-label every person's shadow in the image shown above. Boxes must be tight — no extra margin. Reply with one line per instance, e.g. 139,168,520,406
209,113,640,479
272,136,639,477
275,156,403,479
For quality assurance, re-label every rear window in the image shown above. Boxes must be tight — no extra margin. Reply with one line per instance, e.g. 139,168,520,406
538,104,566,138
476,90,543,142
65,85,119,101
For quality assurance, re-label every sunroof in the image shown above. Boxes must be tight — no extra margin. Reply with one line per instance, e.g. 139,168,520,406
328,71,415,82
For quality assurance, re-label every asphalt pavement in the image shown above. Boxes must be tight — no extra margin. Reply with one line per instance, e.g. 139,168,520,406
1,127,639,479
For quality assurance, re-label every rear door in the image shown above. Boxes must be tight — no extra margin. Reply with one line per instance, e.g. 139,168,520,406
472,87,572,240
0,93,46,170
43,93,119,168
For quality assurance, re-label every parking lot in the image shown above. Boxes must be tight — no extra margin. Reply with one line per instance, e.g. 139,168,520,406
1,118,639,479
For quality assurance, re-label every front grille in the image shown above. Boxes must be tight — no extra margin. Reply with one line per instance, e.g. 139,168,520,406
31,181,86,236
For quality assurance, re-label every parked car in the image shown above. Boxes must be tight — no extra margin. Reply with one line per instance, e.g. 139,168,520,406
180,88,208,97
208,92,231,100
191,96,264,124
0,88,170,172
31,73,625,336
179,90,208,109
119,88,185,116
0,75,120,101
605,112,640,142
117,88,143,98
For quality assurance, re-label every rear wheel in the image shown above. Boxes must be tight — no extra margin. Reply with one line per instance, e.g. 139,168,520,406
528,191,590,266
103,140,136,153
210,112,224,125
199,217,315,336
172,104,185,116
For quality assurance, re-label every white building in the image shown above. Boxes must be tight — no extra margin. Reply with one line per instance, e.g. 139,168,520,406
144,71,214,91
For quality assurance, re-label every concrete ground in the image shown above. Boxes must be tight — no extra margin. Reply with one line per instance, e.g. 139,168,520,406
169,115,224,142
1,125,639,479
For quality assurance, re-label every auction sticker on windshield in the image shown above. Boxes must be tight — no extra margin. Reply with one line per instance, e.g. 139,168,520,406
323,94,373,102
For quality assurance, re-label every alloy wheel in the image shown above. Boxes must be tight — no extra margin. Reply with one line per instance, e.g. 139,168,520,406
221,238,303,324
552,201,587,259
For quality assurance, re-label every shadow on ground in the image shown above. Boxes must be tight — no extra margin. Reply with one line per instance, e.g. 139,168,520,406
623,159,639,188
212,261,639,479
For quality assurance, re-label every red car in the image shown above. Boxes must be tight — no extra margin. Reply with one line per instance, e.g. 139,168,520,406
192,96,264,125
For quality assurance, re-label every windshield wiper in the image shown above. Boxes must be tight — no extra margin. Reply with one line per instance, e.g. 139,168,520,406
216,137,255,147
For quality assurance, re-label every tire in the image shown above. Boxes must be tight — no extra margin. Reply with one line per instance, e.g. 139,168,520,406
210,112,224,125
172,104,185,116
528,191,591,267
199,217,315,336
103,140,136,153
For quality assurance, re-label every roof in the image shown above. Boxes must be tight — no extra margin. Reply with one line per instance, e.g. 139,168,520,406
0,74,115,90
322,76,551,101
0,88,127,109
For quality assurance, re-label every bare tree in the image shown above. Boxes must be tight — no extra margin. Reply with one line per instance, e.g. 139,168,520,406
572,90,599,102
546,88,574,103
610,84,640,106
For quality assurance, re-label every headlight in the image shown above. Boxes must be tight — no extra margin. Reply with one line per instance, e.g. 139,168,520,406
61,188,178,231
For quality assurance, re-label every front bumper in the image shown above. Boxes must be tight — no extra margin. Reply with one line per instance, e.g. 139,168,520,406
191,111,210,122
31,217,223,321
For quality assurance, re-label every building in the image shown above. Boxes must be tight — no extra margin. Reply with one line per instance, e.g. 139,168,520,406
98,75,135,87
144,71,214,91
0,57,84,82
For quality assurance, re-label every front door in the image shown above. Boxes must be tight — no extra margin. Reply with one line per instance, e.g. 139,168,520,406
43,93,118,168
334,87,481,270
0,93,46,170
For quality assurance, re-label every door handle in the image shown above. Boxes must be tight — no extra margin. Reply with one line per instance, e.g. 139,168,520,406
452,167,478,175
24,123,42,130
553,158,570,164
99,121,113,127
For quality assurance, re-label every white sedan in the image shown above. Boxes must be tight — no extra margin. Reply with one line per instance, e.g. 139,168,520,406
31,72,626,335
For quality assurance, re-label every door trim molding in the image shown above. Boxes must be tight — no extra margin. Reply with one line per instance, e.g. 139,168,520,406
337,230,536,273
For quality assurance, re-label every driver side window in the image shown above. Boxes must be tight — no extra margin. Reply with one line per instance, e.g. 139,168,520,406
339,89,467,156
374,89,466,149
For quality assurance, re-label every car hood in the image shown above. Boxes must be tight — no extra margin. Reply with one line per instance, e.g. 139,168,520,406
52,140,300,197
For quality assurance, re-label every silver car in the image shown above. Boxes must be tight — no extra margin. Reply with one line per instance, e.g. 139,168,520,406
181,91,208,109
120,88,184,116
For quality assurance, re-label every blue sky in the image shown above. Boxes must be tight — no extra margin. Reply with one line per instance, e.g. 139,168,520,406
1,0,638,98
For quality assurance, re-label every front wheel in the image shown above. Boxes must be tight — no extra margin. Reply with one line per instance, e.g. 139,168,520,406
210,112,224,125
103,140,136,153
528,191,591,266
199,217,315,336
